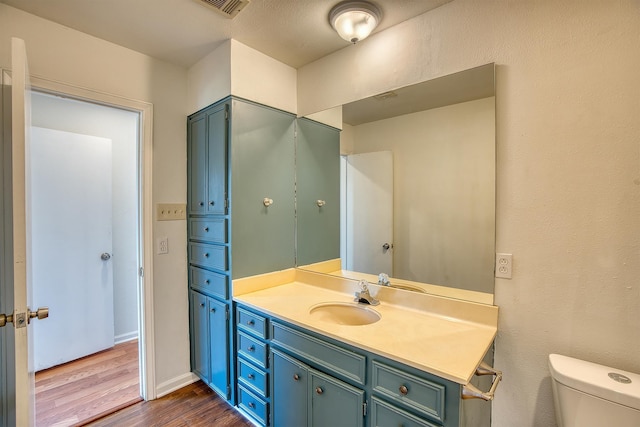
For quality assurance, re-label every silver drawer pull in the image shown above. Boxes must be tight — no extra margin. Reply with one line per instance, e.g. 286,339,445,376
204,227,209,232
316,199,326,207
203,253,209,258
248,402,256,409
315,386,323,395
462,362,503,401
247,320,255,326
247,345,255,352
205,280,210,285
263,197,274,207
399,385,409,395
247,374,255,380
293,373,300,381
199,202,204,206
199,303,205,308
210,308,216,313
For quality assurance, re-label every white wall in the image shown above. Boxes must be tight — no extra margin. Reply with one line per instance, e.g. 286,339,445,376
0,4,191,394
300,1,640,426
352,97,495,294
31,92,139,343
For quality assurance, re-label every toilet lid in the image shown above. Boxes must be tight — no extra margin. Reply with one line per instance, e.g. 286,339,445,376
549,354,640,411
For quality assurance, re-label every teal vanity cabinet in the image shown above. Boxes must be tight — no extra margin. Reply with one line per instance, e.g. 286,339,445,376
187,97,298,403
233,303,466,427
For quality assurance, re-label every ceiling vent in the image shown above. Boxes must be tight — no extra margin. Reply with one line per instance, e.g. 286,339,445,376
196,0,250,19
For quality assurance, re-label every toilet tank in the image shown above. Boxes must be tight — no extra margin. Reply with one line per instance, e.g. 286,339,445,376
548,354,640,427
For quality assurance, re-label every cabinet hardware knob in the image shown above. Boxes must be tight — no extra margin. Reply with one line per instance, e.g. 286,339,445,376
247,320,255,326
210,308,216,313
247,346,255,352
315,386,323,395
200,303,205,308
316,200,326,207
263,198,274,207
199,202,204,206
247,374,255,380
205,280,210,285
399,385,409,395
209,201,215,206
248,402,256,409
204,227,209,232
293,374,300,381
204,253,209,258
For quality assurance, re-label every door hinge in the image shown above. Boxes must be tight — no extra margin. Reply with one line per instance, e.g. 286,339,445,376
363,401,367,416
225,307,229,321
139,267,144,277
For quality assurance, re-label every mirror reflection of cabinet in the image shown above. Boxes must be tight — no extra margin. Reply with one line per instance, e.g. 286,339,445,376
295,118,340,266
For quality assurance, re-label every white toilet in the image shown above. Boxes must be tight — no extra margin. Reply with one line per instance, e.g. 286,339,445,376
549,354,640,427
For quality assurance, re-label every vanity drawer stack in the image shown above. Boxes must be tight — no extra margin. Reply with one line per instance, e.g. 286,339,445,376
236,307,270,426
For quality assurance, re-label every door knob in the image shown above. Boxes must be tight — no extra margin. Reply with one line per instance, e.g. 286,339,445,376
1,307,49,328
382,243,392,250
101,252,111,261
0,313,13,328
28,307,49,324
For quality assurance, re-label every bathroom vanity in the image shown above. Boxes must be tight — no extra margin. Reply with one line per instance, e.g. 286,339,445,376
232,269,499,427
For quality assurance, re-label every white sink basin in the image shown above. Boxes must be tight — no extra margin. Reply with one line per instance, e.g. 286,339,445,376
309,302,381,326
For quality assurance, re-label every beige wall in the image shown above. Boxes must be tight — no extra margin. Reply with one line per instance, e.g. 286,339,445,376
0,4,191,395
352,97,495,295
300,1,640,426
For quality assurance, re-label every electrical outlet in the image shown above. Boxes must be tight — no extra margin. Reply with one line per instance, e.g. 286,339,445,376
495,253,512,279
157,237,169,255
157,203,186,221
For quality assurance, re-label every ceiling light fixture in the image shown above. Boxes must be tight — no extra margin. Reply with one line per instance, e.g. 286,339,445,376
329,1,382,44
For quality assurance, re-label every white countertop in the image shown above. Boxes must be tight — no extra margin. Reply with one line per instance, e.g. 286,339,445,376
233,269,498,385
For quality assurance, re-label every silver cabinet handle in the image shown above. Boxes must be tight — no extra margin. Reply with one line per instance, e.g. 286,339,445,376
315,386,323,395
101,252,111,261
263,198,274,207
316,200,326,207
399,385,409,395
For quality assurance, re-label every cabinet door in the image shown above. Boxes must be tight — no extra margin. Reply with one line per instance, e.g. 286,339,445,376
206,106,227,215
295,118,341,266
231,100,296,278
310,369,364,427
188,113,208,214
208,298,230,399
190,290,210,382
272,349,308,427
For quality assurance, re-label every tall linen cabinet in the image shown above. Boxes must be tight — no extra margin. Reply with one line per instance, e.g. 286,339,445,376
187,97,339,403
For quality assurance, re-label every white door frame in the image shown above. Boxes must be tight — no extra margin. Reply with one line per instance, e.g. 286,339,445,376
29,75,156,400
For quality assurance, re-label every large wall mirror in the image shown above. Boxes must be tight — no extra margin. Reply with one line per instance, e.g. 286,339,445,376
299,63,496,305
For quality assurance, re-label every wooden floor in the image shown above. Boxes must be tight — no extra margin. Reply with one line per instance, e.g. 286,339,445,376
35,340,141,427
85,381,253,427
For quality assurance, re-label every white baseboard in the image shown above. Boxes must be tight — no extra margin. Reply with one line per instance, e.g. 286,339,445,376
155,372,199,398
114,331,139,345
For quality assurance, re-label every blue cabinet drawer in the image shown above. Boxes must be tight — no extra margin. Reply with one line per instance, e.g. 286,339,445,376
189,267,227,299
372,361,446,423
238,385,268,426
237,307,267,339
189,218,227,243
238,358,268,398
371,396,441,427
189,242,227,271
238,331,268,368
271,322,366,385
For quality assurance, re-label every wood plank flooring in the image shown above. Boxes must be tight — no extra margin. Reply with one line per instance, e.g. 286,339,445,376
85,381,253,427
35,340,141,427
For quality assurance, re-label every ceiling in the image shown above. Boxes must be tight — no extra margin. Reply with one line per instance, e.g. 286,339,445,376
1,0,452,69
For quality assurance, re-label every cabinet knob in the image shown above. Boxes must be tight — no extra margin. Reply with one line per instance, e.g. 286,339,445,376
209,201,215,206
315,386,323,395
248,402,256,409
263,197,274,207
293,373,300,381
247,374,255,380
247,320,255,326
210,307,216,313
204,227,209,232
199,202,204,206
316,199,326,207
199,303,205,308
204,253,209,258
247,345,255,352
205,279,210,285
399,385,409,395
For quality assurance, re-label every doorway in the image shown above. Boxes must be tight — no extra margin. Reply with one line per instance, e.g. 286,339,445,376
29,91,143,425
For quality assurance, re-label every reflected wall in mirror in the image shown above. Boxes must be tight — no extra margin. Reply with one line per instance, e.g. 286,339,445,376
301,64,496,304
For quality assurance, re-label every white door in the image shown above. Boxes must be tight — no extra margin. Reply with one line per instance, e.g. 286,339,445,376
30,127,114,371
343,151,394,275
4,36,41,427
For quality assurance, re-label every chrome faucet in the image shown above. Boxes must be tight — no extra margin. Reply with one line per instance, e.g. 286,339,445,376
354,280,380,306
